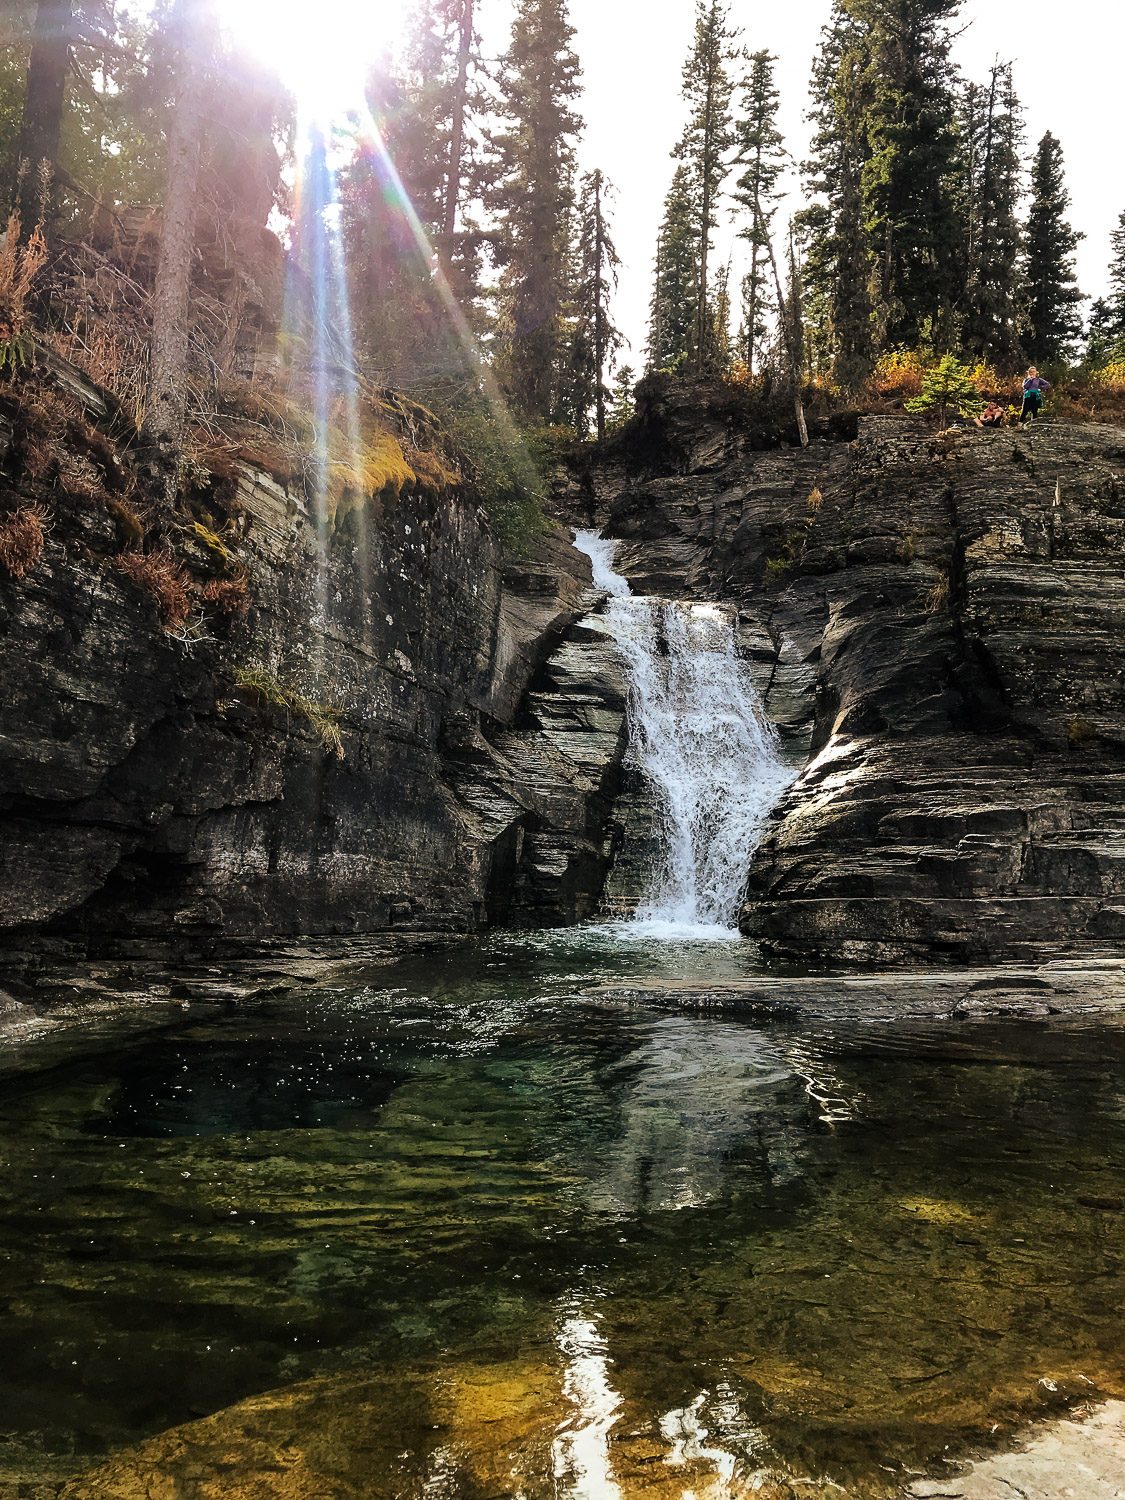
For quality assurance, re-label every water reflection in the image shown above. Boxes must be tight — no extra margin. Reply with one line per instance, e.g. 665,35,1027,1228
553,1305,623,1498
0,944,1122,1497
588,1018,813,1215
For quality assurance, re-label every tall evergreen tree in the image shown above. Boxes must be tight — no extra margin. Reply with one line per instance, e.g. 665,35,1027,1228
648,165,698,371
672,0,739,373
489,0,583,421
800,2,873,389
1023,131,1084,364
567,170,623,440
141,0,216,505
848,0,963,349
396,0,486,273
732,48,785,375
960,62,1024,362
1086,210,1125,363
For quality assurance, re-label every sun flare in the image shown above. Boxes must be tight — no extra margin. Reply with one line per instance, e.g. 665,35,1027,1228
217,0,396,121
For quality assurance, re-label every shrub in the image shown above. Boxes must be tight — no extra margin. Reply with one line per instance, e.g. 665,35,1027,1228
872,350,926,398
0,505,47,579
115,549,191,630
806,486,824,513
425,391,547,555
1090,362,1125,395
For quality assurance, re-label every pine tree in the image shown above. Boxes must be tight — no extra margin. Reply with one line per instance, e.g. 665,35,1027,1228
732,48,785,375
1086,210,1125,363
708,257,734,375
1023,131,1084,364
11,0,75,228
905,353,984,426
489,0,583,422
672,0,739,373
961,62,1024,362
648,165,698,371
800,3,873,390
568,170,623,440
396,0,486,270
764,217,809,445
606,364,637,433
141,0,217,506
849,0,964,349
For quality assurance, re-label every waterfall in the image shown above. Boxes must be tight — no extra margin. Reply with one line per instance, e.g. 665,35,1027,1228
574,530,791,939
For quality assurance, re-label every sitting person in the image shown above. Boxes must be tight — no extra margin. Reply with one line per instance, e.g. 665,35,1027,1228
975,401,1006,428
1019,367,1052,424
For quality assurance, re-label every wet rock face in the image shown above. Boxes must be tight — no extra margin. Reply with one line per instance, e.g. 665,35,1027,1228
0,441,621,949
587,403,1125,967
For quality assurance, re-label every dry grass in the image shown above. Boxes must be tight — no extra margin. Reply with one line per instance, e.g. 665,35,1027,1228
925,574,951,613
0,212,47,374
0,505,47,579
115,548,191,630
201,576,250,620
233,665,343,758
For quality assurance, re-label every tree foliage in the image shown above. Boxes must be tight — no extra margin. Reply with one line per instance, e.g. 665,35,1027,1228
1023,131,1085,364
672,0,739,373
488,0,583,423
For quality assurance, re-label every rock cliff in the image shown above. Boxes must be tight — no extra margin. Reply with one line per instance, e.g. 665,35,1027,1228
578,376,1125,966
0,363,627,955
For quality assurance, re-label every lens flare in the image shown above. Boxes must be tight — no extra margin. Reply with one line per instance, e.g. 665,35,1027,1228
217,0,394,120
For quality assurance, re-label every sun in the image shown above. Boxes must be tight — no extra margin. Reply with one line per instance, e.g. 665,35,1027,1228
216,0,397,121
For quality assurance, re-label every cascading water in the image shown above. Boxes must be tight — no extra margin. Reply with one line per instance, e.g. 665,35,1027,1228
574,530,791,939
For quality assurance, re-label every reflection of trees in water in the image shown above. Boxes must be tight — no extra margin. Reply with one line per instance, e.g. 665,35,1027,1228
579,1018,828,1216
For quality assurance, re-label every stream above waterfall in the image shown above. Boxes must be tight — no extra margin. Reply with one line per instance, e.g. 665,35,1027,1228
0,934,1123,1497
572,530,792,940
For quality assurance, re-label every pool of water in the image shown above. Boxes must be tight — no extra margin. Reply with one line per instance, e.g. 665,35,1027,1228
1,932,1123,1497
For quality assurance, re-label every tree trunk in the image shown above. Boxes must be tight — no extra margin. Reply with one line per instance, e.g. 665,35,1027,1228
593,173,606,444
140,0,210,508
766,233,808,448
442,0,474,256
13,0,75,231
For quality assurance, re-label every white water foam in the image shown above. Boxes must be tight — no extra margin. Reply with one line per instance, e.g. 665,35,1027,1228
574,529,791,939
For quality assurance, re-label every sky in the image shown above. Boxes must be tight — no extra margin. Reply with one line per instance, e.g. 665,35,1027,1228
478,0,1122,361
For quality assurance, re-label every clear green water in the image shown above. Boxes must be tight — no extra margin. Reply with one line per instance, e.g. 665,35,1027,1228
1,933,1123,1498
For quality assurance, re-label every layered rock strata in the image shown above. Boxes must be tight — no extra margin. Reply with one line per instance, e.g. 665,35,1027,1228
0,393,624,951
580,378,1125,966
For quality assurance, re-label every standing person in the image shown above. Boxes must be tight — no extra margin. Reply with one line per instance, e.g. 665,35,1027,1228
1019,367,1052,424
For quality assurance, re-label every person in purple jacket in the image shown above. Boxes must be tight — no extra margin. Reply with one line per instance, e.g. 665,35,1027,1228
1019,367,1052,424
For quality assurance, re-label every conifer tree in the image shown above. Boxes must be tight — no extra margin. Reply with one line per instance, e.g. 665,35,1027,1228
1086,210,1125,363
849,0,963,349
1023,131,1084,364
648,165,698,371
732,48,785,376
905,353,983,426
606,364,636,433
140,0,217,506
12,0,75,228
489,0,583,421
961,62,1024,362
800,3,873,390
672,0,739,373
568,170,623,440
396,0,485,273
